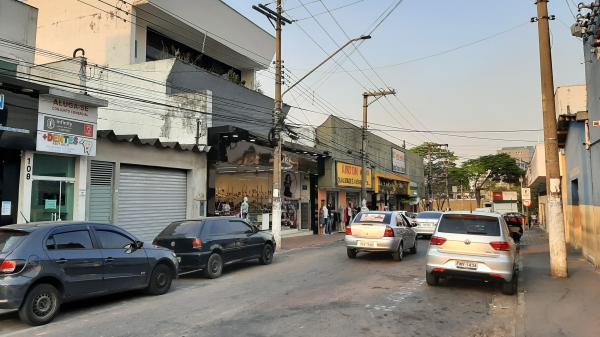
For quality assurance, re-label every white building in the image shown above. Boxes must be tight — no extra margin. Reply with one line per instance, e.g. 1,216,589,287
4,0,277,240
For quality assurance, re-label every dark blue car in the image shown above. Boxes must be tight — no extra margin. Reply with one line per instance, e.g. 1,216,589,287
0,222,178,325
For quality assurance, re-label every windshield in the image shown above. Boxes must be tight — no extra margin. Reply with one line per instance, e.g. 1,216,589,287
157,221,204,237
437,214,501,236
0,230,29,254
416,212,442,219
353,213,391,224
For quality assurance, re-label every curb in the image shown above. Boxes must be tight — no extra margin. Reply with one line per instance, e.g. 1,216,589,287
515,254,526,337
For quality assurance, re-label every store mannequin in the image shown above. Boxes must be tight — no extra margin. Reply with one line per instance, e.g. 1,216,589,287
240,197,249,219
361,199,369,212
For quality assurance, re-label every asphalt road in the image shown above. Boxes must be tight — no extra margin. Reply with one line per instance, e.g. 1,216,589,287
0,239,518,337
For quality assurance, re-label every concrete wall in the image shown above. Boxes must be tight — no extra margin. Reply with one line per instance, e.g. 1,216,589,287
93,138,207,220
0,0,38,69
168,60,280,138
555,85,587,117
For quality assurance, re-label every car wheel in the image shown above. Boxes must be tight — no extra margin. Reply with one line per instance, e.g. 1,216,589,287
347,248,357,259
19,283,61,326
259,243,274,265
410,239,418,254
426,272,439,286
147,264,173,295
392,242,404,261
501,275,518,295
203,252,224,279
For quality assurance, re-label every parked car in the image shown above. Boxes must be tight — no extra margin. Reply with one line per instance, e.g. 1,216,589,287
503,212,526,242
153,217,275,279
0,222,178,326
425,212,519,295
413,211,443,237
345,211,417,261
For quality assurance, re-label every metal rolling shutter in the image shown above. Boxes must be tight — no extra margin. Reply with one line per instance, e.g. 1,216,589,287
118,165,187,242
88,161,114,223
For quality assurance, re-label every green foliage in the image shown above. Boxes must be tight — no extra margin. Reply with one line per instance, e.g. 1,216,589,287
410,142,458,197
462,153,525,191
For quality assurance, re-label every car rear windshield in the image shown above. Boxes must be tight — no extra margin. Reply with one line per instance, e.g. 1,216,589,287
416,212,442,219
157,221,203,238
437,214,501,236
353,213,391,224
0,230,29,254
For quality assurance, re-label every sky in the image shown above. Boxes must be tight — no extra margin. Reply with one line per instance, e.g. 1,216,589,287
223,0,586,161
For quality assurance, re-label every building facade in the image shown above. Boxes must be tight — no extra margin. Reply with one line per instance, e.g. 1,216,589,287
315,116,425,214
497,146,535,171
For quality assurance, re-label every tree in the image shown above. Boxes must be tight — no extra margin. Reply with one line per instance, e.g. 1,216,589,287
410,142,458,210
461,153,525,206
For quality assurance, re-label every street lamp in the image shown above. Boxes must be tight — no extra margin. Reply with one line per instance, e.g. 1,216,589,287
282,35,371,97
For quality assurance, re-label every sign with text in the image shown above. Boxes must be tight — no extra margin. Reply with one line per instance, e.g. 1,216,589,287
521,188,531,200
492,191,518,201
336,162,372,188
391,148,406,174
36,95,98,156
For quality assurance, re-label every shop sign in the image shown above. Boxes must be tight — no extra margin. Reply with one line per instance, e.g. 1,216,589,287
36,95,98,156
392,148,406,174
521,188,531,200
492,191,518,201
336,162,372,188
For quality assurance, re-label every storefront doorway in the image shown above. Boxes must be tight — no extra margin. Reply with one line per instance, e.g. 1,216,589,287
29,154,76,222
30,180,74,221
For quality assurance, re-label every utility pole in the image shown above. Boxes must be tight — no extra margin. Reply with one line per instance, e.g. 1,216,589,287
427,144,433,211
253,2,292,251
533,0,568,277
361,89,396,206
444,144,449,211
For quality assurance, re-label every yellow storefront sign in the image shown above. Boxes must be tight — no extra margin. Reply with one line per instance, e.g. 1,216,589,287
336,162,372,188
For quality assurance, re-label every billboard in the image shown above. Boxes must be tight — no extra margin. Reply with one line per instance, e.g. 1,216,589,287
392,148,406,174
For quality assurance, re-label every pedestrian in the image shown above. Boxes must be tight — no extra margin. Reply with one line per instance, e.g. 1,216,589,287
343,201,353,231
325,203,333,235
319,201,328,236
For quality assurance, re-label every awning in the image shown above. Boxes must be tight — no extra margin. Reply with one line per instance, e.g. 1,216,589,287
97,130,211,153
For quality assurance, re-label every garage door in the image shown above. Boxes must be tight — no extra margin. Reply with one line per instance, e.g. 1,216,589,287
118,165,187,242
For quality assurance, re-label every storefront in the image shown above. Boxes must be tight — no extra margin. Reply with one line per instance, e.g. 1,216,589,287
18,91,107,224
374,171,410,211
0,76,107,225
317,160,373,215
208,126,321,233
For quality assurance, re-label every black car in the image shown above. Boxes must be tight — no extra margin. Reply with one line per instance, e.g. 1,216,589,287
0,222,178,326
153,217,275,278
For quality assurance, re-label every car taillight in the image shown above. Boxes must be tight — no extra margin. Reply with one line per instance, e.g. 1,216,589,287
192,239,202,249
345,227,352,235
430,236,447,246
0,260,19,274
490,241,511,251
152,239,157,246
384,227,394,237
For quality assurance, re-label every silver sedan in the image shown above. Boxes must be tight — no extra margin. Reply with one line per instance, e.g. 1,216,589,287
345,211,418,261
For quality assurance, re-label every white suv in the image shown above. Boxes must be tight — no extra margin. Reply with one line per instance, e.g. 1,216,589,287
425,211,519,295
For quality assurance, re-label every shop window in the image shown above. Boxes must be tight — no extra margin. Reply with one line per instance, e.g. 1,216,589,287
33,154,76,178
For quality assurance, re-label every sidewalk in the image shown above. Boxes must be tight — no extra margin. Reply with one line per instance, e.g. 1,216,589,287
518,227,600,337
280,233,344,251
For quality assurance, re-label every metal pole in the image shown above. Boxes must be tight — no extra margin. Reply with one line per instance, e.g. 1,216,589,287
535,0,568,277
428,144,433,211
271,0,283,250
361,93,368,204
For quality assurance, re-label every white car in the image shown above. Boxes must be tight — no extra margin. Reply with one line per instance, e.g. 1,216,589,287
425,211,519,295
413,211,443,237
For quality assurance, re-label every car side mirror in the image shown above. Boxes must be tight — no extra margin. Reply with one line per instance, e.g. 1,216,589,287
134,240,144,249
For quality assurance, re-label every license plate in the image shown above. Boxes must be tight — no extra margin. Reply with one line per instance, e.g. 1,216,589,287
357,241,375,248
456,260,478,270
177,257,182,263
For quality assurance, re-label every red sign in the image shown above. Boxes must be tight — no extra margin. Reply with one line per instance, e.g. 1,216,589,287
493,192,504,201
